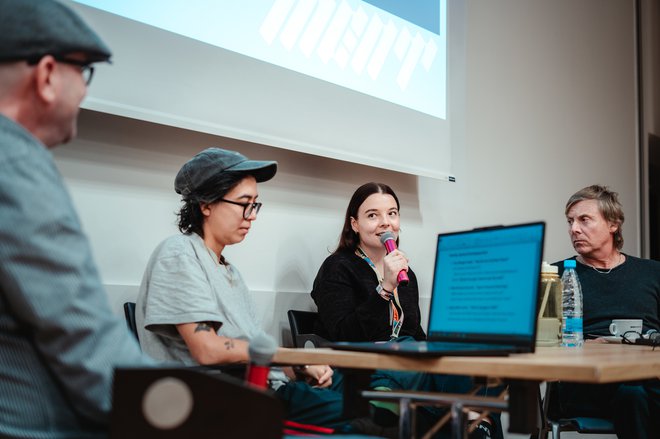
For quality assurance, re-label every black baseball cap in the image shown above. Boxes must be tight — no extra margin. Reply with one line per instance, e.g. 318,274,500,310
0,0,112,64
175,148,278,196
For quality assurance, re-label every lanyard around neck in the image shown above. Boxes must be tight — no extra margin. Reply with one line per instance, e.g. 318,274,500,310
355,247,404,340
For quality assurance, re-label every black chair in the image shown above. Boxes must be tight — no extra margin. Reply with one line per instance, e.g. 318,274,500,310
123,301,139,341
535,382,615,438
287,310,328,348
122,301,247,378
111,367,283,438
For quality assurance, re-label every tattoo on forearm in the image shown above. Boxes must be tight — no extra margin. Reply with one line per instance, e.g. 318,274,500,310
194,322,213,333
224,339,235,350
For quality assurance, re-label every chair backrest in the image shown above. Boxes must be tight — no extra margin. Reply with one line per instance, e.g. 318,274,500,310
123,301,139,341
538,382,615,438
111,367,283,438
286,310,328,348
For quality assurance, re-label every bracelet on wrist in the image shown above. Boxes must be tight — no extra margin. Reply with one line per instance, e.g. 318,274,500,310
376,284,394,300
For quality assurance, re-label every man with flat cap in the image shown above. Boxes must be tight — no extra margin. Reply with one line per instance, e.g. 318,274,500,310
0,1,149,437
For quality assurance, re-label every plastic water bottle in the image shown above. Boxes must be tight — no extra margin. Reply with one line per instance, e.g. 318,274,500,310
561,259,583,347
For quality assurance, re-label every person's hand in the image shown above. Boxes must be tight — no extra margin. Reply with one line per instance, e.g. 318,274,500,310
382,249,409,292
300,365,333,388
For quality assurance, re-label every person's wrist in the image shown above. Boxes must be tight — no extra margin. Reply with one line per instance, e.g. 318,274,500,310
293,364,309,376
382,282,395,293
376,284,393,300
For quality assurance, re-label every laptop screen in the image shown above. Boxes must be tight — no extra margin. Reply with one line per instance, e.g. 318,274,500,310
428,222,545,344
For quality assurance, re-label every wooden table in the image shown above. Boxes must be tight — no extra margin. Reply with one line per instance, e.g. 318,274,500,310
273,344,660,438
274,344,660,383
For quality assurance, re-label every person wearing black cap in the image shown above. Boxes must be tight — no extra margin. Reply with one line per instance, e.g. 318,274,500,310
136,147,280,365
135,147,355,429
0,1,149,437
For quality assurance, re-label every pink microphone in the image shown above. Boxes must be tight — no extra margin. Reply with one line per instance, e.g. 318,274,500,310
379,231,409,286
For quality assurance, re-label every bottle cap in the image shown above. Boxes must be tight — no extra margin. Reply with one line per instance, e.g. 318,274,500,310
541,261,558,274
563,259,577,268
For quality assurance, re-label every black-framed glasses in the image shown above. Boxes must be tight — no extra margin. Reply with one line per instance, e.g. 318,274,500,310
219,198,262,219
26,55,95,86
621,330,642,345
55,58,95,86
620,330,660,350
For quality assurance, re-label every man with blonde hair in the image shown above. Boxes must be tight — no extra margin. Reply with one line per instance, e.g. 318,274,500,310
554,184,659,439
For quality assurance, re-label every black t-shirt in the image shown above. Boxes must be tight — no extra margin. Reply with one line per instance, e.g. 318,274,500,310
554,255,660,336
311,250,426,342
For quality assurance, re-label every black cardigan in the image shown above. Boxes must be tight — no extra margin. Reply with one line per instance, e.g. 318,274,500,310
311,250,426,342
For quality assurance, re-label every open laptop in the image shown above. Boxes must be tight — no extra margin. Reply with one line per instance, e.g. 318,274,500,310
329,222,545,357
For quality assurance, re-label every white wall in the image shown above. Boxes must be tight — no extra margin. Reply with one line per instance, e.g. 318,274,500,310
54,0,637,339
55,0,639,340
55,0,639,334
53,2,633,437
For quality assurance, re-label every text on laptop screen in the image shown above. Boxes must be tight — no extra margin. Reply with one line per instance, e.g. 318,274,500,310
428,223,544,338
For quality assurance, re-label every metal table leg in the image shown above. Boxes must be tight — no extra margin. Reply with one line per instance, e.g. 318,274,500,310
399,397,412,439
450,402,467,439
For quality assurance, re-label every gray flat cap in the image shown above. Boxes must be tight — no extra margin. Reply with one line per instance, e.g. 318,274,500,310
175,148,278,196
0,0,111,63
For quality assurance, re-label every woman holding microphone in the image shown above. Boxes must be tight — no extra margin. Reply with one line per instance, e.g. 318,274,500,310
311,182,425,342
311,182,502,439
